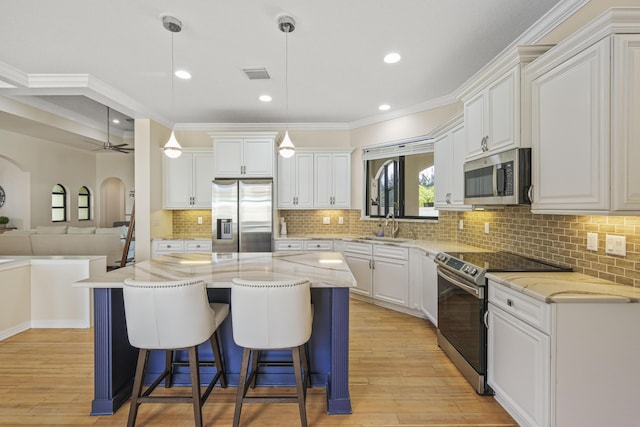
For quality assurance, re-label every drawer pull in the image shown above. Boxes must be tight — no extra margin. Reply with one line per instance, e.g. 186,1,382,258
507,299,513,307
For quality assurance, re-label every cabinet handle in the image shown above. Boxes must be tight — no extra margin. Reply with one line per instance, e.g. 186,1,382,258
484,311,489,329
507,299,513,307
527,185,533,203
371,259,375,270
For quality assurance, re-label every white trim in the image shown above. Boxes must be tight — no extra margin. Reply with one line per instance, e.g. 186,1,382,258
178,122,350,131
0,61,29,87
512,0,591,45
0,322,30,341
30,320,90,329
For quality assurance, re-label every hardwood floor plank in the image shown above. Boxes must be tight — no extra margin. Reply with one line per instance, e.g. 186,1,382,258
0,299,515,426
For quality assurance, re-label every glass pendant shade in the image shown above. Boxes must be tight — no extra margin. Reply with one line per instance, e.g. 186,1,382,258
279,131,295,158
163,130,182,158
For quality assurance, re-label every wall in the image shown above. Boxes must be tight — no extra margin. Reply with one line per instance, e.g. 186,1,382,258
0,129,99,229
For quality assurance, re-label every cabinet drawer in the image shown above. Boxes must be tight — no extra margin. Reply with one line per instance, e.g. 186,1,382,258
488,280,551,334
343,242,372,256
154,240,184,252
373,245,408,260
185,240,212,252
303,240,333,251
274,240,303,251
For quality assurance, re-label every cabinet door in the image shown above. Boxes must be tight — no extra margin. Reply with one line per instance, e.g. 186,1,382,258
163,154,194,208
464,92,485,159
296,153,315,208
434,132,452,208
192,152,213,208
214,139,243,177
420,253,437,326
450,124,468,206
314,153,333,208
612,35,640,211
331,153,351,208
487,303,550,427
531,39,609,212
373,256,408,306
487,67,517,154
277,155,296,208
343,253,372,296
243,138,273,177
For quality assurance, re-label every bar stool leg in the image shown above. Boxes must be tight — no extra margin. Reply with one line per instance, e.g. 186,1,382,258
292,346,308,427
209,331,227,388
233,347,251,427
164,350,174,388
187,346,203,427
127,349,149,427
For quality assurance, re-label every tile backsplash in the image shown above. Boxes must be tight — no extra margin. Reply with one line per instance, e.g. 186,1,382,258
175,207,640,288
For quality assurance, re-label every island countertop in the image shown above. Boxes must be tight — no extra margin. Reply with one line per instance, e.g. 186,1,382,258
75,251,356,289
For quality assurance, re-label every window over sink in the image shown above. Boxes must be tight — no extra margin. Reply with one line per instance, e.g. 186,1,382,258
363,137,437,219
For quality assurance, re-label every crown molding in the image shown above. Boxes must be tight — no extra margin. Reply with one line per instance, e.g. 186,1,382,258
176,122,350,131
0,61,28,87
516,0,591,44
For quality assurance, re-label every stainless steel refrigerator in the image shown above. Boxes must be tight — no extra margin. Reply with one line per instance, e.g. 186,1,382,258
212,179,273,252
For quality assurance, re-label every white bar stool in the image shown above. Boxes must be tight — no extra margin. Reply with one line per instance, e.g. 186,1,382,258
122,278,228,427
231,278,313,427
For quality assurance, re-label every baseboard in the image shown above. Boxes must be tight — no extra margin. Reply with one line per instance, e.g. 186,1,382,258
30,320,90,328
0,321,30,341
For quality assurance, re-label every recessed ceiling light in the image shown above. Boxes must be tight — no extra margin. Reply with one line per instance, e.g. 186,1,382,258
259,95,272,102
174,69,192,79
379,104,391,111
112,119,120,124
384,53,401,64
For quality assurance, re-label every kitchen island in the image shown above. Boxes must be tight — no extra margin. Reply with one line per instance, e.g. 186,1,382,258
75,251,356,416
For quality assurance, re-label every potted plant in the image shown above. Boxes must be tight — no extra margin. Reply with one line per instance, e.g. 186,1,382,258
0,216,8,229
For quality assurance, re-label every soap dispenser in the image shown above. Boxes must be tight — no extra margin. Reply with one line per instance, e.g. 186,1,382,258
280,217,287,236
376,224,384,237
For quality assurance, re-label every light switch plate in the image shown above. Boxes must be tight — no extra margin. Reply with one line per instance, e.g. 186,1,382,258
338,217,344,225
459,220,464,230
323,217,330,225
484,222,490,234
586,232,598,251
605,234,626,256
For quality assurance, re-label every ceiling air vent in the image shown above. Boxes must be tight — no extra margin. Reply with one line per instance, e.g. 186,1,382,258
242,67,270,80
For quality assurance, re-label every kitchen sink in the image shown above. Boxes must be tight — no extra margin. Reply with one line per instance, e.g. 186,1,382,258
360,236,412,243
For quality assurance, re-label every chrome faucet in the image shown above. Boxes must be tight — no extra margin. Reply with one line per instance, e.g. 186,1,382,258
385,211,399,238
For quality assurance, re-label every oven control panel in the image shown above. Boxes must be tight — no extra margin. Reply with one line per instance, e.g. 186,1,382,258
435,252,483,279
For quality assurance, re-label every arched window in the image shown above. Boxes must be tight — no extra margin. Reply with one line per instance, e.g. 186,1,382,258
78,186,91,221
51,184,67,222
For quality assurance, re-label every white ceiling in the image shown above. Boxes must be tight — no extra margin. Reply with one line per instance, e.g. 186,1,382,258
0,0,569,145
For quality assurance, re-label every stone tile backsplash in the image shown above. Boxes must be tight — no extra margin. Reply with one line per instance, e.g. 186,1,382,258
174,206,640,288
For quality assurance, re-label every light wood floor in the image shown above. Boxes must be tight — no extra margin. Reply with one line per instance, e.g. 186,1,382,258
0,299,516,426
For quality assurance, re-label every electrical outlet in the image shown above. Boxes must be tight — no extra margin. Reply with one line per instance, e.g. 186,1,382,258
484,222,490,234
458,220,464,230
197,216,203,225
605,234,626,256
338,217,344,225
586,232,598,251
323,217,330,225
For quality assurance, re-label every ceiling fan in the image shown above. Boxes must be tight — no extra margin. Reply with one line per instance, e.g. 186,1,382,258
86,106,134,154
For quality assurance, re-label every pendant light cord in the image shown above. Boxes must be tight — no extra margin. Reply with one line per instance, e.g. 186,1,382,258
171,32,175,124
285,27,289,132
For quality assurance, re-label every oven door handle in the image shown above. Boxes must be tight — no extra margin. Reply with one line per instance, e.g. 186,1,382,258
437,268,482,299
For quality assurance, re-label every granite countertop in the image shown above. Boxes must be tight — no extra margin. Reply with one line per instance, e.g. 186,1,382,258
153,235,212,240
75,251,356,289
487,271,640,303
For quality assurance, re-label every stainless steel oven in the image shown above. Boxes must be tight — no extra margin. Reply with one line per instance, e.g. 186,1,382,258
435,251,571,396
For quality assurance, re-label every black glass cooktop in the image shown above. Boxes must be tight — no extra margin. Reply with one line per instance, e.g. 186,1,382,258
445,251,572,273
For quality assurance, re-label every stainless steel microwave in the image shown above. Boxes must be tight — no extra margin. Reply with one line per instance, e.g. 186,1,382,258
463,148,531,205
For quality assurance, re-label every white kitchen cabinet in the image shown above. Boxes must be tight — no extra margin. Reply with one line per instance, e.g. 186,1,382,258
212,133,275,178
274,240,304,251
163,149,213,209
487,278,640,427
526,21,640,213
343,242,409,307
420,251,437,326
277,152,314,209
314,151,351,209
303,240,333,251
152,239,211,258
433,113,471,211
457,45,551,162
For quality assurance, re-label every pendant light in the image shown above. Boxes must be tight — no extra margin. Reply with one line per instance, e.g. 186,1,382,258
278,15,296,159
162,15,183,159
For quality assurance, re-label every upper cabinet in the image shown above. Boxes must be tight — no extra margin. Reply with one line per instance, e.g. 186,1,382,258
210,132,276,178
524,9,640,214
457,45,552,162
433,113,471,211
278,151,314,209
314,151,351,209
163,149,213,209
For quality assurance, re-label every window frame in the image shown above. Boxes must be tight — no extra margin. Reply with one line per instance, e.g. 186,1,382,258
78,186,91,221
51,184,67,222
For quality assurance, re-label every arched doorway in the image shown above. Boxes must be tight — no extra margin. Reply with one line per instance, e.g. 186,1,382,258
100,177,125,228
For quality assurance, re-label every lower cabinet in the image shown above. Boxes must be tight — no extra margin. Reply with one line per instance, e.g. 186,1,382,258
152,239,212,258
274,239,333,252
420,251,437,326
343,242,409,308
488,279,640,427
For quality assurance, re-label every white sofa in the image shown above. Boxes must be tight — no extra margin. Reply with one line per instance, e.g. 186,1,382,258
0,225,127,267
